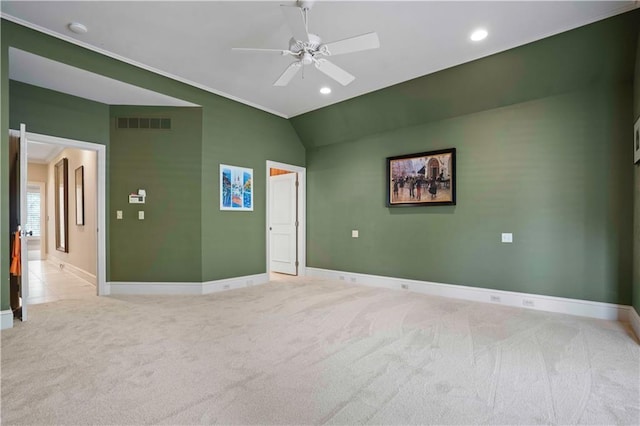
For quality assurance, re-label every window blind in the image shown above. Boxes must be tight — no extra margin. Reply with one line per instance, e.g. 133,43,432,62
26,190,41,237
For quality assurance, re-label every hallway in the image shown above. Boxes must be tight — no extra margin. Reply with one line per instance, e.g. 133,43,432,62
27,260,95,305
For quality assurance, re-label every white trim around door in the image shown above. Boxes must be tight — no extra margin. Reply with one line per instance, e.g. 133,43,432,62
266,161,306,276
25,131,108,297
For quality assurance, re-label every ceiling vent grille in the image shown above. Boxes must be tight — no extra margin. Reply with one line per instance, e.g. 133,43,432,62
117,117,171,130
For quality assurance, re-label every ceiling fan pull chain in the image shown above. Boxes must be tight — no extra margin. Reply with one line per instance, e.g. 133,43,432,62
304,8,309,33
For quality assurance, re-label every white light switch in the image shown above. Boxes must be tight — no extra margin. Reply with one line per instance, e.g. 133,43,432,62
138,211,144,220
501,233,513,243
352,230,359,238
116,210,123,220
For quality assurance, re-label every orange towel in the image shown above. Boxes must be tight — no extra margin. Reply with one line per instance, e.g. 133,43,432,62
10,230,21,277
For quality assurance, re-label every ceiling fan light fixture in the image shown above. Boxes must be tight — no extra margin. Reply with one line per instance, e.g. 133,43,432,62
470,28,488,42
302,52,314,65
68,22,88,34
320,87,331,95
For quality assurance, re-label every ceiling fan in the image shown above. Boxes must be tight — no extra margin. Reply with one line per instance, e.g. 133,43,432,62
232,1,380,87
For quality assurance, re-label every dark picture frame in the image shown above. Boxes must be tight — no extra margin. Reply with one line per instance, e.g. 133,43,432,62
634,116,640,164
75,166,84,226
54,158,69,252
386,148,456,207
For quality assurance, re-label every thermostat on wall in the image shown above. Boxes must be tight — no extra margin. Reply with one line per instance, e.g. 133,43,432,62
128,189,146,204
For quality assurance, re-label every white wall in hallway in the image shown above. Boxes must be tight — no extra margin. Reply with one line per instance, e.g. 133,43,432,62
46,148,97,278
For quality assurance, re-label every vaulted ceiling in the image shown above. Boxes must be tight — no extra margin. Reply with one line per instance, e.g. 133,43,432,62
1,1,637,118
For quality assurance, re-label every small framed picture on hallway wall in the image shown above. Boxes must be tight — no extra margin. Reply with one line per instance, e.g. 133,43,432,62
634,116,640,164
220,164,253,211
386,148,456,207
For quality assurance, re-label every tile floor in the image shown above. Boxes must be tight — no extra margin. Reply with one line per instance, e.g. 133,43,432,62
27,259,96,305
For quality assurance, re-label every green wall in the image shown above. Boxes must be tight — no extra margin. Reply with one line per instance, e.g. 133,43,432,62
110,106,203,282
633,30,640,314
291,11,639,150
201,101,305,281
2,10,638,312
1,19,305,310
9,80,110,144
296,10,639,306
305,85,633,304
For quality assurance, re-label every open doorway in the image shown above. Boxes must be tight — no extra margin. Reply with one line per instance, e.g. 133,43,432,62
27,142,99,304
266,161,306,278
16,131,107,317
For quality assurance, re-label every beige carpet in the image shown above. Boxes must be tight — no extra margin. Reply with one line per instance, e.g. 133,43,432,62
1,276,639,425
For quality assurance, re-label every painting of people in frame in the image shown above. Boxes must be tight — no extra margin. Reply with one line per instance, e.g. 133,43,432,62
386,148,456,207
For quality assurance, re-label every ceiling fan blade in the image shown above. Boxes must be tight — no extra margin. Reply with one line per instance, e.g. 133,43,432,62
322,32,380,56
232,47,291,55
280,5,309,43
315,59,355,86
274,62,302,86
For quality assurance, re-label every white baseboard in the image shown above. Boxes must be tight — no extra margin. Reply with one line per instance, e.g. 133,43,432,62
47,259,97,285
62,262,96,286
202,273,269,294
109,281,203,295
108,273,269,296
307,267,631,322
1,310,14,330
629,307,640,342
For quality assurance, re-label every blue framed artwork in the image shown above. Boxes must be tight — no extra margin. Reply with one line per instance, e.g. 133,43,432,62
220,164,253,211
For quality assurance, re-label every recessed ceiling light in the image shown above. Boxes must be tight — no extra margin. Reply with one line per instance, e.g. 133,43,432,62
320,87,331,95
68,22,88,34
470,28,488,42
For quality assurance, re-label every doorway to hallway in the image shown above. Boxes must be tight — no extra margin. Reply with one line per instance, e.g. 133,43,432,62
9,127,107,325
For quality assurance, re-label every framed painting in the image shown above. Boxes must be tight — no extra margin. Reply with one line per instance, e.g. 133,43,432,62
386,148,456,207
220,164,253,211
634,116,640,164
54,158,69,251
75,166,84,225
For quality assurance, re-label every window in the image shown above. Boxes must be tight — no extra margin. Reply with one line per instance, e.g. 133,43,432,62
26,187,41,237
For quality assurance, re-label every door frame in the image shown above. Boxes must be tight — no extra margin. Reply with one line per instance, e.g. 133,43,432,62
266,161,306,276
24,131,108,296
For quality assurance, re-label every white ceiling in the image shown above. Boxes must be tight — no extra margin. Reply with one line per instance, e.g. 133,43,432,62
27,140,64,164
9,48,198,107
2,1,637,118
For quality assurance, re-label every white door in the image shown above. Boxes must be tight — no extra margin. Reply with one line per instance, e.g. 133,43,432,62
269,173,297,275
19,123,29,321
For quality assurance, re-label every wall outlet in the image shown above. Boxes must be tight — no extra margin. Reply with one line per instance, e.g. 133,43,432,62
522,299,534,307
401,283,409,290
116,210,123,219
501,233,513,243
490,295,501,303
352,230,359,238
138,211,145,220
